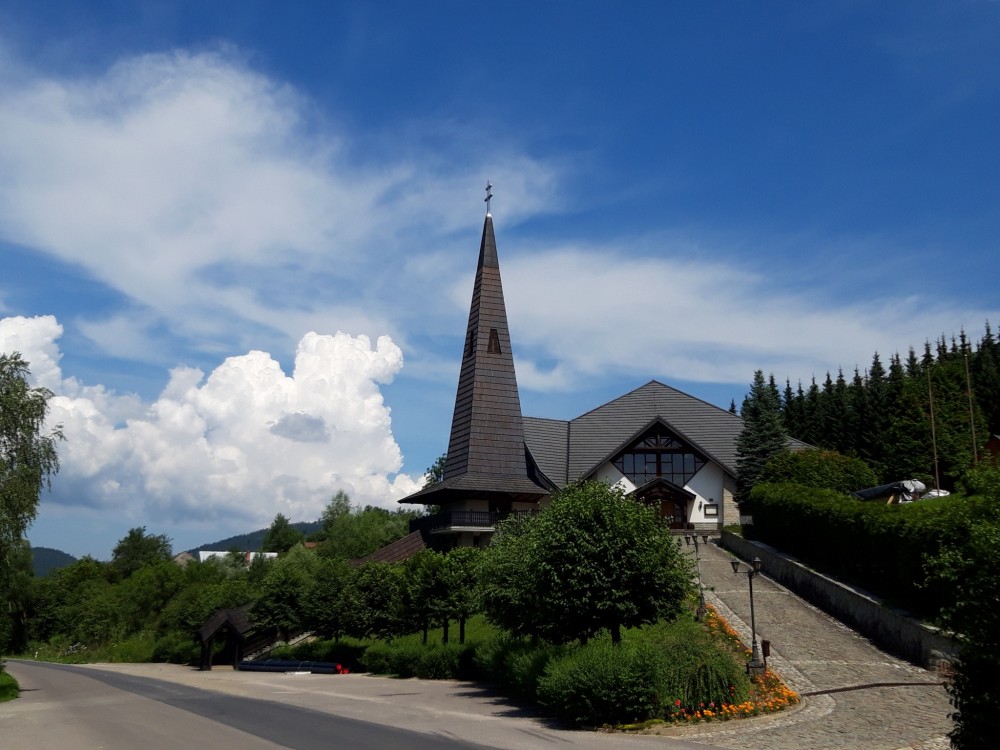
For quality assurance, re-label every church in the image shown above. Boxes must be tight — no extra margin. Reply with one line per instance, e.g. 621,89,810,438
395,192,744,552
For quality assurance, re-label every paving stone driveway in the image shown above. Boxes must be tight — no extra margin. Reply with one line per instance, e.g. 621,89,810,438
650,540,952,750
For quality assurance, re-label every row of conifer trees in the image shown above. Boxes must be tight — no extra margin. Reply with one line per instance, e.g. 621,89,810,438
739,322,998,491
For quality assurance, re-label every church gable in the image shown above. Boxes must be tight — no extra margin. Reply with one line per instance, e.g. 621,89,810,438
609,422,708,488
565,381,743,480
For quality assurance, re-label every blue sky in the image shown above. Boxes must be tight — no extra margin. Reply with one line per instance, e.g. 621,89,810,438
1,2,997,558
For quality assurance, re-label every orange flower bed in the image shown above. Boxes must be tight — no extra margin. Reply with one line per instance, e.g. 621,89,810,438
664,606,799,724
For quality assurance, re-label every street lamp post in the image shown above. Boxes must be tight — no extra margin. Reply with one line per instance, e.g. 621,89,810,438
731,556,766,677
684,533,709,620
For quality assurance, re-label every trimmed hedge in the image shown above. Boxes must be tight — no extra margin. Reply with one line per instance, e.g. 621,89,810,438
759,449,878,494
747,482,993,616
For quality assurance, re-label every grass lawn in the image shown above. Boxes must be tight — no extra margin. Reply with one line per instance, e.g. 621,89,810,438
0,668,18,702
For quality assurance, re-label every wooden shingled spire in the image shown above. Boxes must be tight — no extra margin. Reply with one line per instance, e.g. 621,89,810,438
442,211,528,481
399,190,550,506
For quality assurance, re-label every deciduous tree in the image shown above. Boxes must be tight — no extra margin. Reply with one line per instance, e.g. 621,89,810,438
925,485,1000,750
423,454,447,487
319,504,417,560
111,526,172,579
261,513,304,554
481,481,692,645
1,353,61,569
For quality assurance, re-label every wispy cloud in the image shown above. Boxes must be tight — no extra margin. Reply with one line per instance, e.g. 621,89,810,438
502,242,993,390
0,46,560,368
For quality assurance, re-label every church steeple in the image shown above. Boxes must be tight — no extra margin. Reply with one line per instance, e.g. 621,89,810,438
443,208,527,480
398,187,549,510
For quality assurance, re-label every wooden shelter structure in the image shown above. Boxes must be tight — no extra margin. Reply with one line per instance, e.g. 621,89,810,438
196,604,255,671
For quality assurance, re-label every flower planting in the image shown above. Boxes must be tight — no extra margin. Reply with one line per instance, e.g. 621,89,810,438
655,605,799,725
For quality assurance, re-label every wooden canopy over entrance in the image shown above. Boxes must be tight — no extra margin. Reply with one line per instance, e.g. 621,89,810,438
630,477,696,529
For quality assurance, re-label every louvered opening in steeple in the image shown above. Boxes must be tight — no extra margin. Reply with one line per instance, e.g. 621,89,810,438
488,328,502,354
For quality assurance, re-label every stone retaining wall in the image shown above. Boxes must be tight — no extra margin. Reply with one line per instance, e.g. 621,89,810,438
721,530,956,669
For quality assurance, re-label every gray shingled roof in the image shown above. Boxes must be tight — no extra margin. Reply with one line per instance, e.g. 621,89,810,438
524,380,746,486
197,603,254,644
522,417,570,486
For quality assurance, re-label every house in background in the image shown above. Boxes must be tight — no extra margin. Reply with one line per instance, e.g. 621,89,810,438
399,198,743,550
197,550,278,564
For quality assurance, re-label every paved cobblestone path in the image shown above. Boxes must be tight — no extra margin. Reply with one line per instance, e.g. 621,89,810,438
649,540,952,750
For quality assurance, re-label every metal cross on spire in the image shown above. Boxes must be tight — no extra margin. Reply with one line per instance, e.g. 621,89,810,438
484,180,493,215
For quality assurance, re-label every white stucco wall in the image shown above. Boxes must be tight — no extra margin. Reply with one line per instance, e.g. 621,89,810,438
589,460,727,526
686,462,726,524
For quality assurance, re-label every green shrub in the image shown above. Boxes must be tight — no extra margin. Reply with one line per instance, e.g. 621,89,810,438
359,642,394,674
537,638,667,726
630,618,751,707
97,631,157,663
390,642,424,677
361,641,423,677
959,465,1000,500
360,639,474,680
474,635,568,702
152,631,199,664
662,639,750,707
925,516,1000,750
414,644,465,679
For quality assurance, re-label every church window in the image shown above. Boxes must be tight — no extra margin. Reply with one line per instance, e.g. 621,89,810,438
612,426,705,486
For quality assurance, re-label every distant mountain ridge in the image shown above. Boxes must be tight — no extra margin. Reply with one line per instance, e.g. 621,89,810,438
26,522,324,574
189,520,323,553
32,546,78,577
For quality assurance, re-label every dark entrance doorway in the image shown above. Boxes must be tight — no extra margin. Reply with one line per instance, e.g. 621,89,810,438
633,478,694,529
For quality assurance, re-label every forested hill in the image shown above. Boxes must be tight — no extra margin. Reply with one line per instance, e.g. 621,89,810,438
190,521,323,553
32,547,78,577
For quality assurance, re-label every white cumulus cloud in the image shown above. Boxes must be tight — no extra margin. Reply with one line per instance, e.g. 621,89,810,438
2,315,422,530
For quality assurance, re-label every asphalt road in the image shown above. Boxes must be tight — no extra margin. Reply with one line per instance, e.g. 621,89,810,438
2,661,718,750
1,660,493,750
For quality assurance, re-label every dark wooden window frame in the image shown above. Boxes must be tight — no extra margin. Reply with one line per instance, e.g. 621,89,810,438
612,427,706,487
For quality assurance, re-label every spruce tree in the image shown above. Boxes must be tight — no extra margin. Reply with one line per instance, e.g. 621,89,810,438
803,377,821,446
862,352,890,476
883,360,932,481
782,378,804,440
816,371,851,454
972,323,1000,433
736,370,787,505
